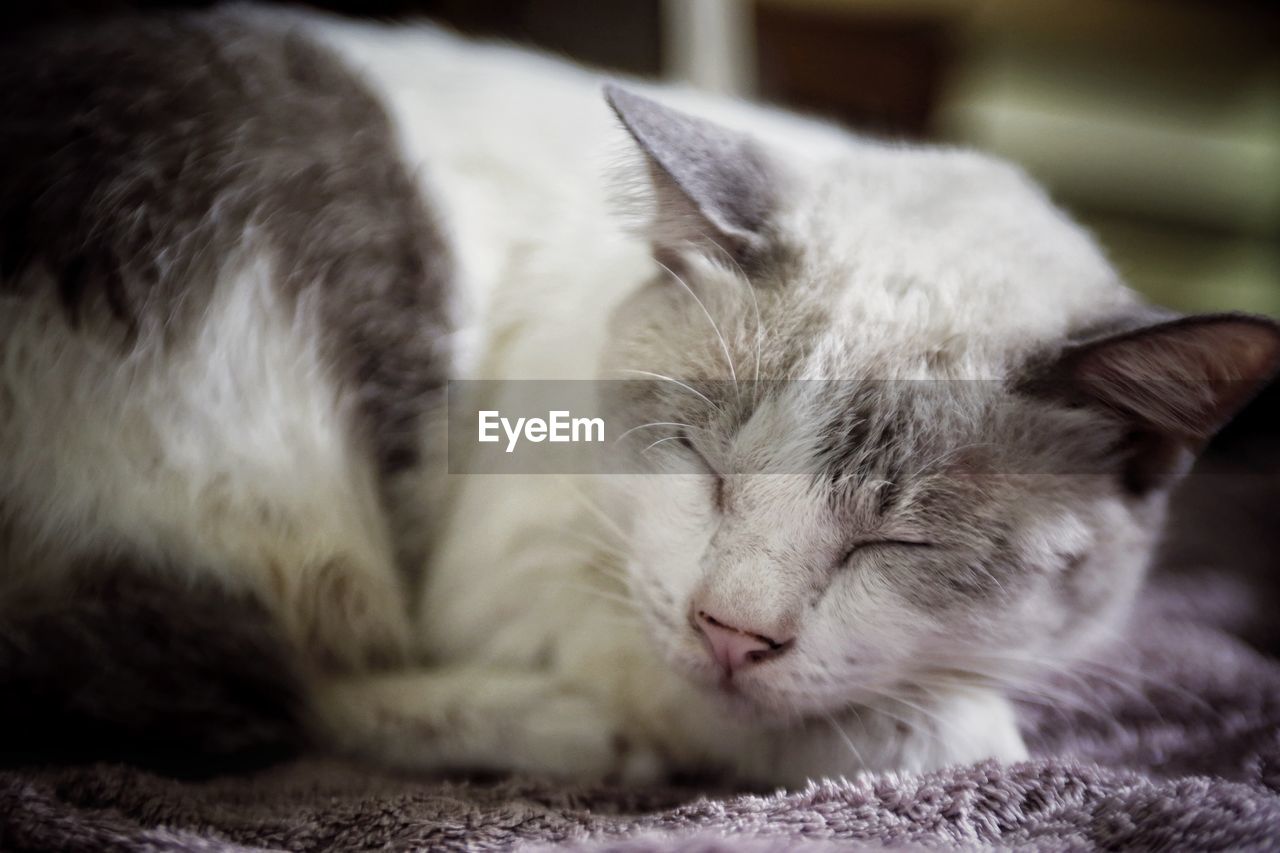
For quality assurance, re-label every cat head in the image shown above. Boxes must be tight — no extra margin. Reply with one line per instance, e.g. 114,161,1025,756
599,85,1280,720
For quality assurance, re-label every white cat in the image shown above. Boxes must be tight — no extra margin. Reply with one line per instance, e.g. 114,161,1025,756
1,6,1275,785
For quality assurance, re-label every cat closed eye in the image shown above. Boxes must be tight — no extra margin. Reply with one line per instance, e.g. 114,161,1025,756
677,431,726,510
676,431,713,468
840,540,934,565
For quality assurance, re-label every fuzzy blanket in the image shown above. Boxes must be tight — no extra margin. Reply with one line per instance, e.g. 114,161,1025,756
3,483,1280,851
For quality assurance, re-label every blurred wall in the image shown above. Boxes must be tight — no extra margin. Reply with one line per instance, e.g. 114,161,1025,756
749,0,1280,319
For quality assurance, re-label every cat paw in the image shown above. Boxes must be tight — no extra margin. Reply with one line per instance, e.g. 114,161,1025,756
278,556,413,673
943,689,1029,765
771,689,1029,784
900,689,1029,772
315,669,665,784
510,690,664,784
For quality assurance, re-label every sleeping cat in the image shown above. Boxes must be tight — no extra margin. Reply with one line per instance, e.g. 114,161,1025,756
2,5,1277,785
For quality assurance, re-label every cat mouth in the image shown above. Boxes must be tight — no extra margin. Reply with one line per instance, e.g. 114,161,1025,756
660,625,812,718
675,648,879,722
698,676,771,716
675,653,788,716
672,648,750,694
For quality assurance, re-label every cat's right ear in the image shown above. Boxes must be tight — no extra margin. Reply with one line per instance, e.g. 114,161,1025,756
1026,312,1280,493
604,84,777,266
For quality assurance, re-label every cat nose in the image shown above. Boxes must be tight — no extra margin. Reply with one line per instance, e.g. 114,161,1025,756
694,609,793,675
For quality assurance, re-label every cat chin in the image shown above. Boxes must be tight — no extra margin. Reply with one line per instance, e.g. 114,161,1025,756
695,681,863,730
690,678,788,724
681,664,898,728
667,656,828,726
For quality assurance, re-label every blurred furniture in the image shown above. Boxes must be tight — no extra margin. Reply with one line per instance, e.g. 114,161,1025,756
746,0,1280,318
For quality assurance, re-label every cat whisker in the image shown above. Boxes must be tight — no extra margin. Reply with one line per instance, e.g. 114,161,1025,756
697,230,767,395
968,562,1008,598
554,475,631,544
822,709,866,770
614,368,721,414
556,530,628,570
551,580,642,620
653,258,739,398
915,671,1097,719
843,702,876,764
932,648,1202,728
641,435,685,455
875,691,965,740
613,421,695,446
859,697,924,741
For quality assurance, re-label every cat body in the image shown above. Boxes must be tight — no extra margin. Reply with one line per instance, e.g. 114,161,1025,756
2,6,1275,784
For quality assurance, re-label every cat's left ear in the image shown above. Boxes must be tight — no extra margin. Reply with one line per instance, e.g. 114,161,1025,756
1028,312,1280,492
605,84,776,265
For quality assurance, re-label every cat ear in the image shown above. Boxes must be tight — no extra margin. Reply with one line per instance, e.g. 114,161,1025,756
1031,313,1280,491
604,84,776,264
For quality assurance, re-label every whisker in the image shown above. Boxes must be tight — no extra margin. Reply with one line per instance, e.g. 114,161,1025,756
877,691,965,739
613,421,695,445
641,435,685,454
822,710,866,770
556,529,628,567
614,368,721,414
698,230,767,394
551,580,642,619
930,646,1207,727
555,475,629,542
654,258,739,392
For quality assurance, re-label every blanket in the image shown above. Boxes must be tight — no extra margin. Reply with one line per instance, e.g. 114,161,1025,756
3,477,1279,851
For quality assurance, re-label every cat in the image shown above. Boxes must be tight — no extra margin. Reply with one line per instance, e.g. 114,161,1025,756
2,4,1277,786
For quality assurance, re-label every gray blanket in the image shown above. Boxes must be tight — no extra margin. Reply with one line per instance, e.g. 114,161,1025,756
4,487,1280,851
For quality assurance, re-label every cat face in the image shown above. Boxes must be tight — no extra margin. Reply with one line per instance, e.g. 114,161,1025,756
599,86,1280,720
605,374,1154,719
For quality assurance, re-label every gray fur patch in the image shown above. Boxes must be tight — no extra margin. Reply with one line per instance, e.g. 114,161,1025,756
0,8,453,475
0,558,307,777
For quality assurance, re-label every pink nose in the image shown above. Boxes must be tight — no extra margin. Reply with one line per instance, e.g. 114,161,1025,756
694,610,792,676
